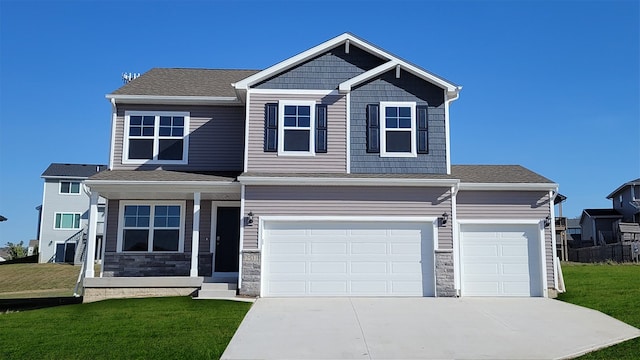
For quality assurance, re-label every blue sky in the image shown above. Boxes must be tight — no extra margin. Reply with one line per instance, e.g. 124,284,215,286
0,0,638,247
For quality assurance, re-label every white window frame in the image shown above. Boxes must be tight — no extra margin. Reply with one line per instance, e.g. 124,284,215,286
117,201,185,253
277,100,316,156
59,181,81,195
123,111,190,165
380,101,417,158
53,212,82,230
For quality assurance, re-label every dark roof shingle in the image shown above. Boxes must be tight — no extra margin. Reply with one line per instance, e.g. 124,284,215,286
42,163,107,178
110,68,259,97
89,170,240,182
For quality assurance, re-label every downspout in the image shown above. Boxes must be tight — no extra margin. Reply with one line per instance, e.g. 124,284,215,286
450,183,460,296
549,189,559,293
444,88,461,175
109,98,117,170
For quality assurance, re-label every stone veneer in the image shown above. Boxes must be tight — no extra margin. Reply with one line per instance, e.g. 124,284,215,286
103,253,190,277
240,250,261,296
435,250,456,297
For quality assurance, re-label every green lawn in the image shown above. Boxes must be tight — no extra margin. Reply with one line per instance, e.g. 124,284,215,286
0,296,251,360
557,262,640,359
0,263,80,298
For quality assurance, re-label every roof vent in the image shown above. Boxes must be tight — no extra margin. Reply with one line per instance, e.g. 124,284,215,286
122,72,141,84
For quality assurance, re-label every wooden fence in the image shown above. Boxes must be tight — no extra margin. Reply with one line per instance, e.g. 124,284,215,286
568,243,633,263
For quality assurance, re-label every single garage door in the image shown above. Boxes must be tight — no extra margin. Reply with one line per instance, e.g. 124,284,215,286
460,224,542,297
262,221,434,297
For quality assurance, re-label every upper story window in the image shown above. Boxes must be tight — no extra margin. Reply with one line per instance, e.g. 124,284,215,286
367,102,429,157
123,111,189,164
264,101,328,156
60,181,80,194
54,213,81,230
118,202,184,252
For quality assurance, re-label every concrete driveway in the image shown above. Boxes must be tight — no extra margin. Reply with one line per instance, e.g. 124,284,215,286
222,297,640,360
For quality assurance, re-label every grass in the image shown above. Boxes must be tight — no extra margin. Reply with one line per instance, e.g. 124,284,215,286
557,262,640,359
0,296,251,360
0,263,81,298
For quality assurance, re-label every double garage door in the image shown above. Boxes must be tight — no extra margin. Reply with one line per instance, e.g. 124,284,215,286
460,224,543,297
262,221,435,297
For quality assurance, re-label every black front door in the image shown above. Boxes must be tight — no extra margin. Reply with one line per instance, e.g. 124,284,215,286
214,207,240,272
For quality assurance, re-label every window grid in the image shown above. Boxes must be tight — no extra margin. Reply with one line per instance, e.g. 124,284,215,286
121,204,182,252
54,213,81,229
124,112,189,163
60,181,81,194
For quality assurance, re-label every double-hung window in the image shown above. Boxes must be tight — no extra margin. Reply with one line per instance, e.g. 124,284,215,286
380,102,416,157
119,202,184,252
124,111,189,164
54,213,81,230
278,101,315,155
60,181,81,194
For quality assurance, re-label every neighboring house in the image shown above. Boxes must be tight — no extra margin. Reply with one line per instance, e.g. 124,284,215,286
27,239,38,256
83,33,561,301
579,209,623,246
566,218,582,246
607,178,640,223
38,163,107,264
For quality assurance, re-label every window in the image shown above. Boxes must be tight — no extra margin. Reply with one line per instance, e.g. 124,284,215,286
54,213,81,229
119,202,184,252
380,102,416,157
278,101,315,155
60,181,80,194
124,111,189,164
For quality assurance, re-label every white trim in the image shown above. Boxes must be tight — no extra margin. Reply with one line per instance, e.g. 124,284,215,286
53,212,82,230
106,94,242,106
238,175,458,187
457,219,542,225
243,90,251,173
444,89,459,175
109,98,117,169
250,89,339,95
59,180,82,195
233,33,459,94
451,186,460,292
116,201,186,253
85,192,99,278
122,111,190,165
238,185,246,289
549,190,558,290
190,192,201,277
346,92,351,174
339,61,398,93
209,201,242,277
277,100,316,156
458,182,559,191
380,101,417,158
99,199,109,277
539,221,548,297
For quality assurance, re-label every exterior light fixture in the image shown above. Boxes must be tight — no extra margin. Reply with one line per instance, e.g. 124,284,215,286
246,211,255,226
440,212,449,226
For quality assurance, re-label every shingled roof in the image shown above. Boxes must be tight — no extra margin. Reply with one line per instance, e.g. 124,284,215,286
42,163,107,178
110,68,259,97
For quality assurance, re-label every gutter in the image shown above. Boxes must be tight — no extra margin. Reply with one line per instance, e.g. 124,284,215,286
238,176,459,187
105,94,242,106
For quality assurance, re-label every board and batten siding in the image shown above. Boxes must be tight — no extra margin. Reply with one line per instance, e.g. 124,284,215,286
456,190,555,288
112,104,244,171
243,185,452,249
246,93,347,173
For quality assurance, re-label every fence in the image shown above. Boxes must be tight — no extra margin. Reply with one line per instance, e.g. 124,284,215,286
568,243,633,263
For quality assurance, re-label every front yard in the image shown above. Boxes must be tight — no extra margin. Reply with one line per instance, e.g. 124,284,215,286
557,262,640,359
0,263,80,298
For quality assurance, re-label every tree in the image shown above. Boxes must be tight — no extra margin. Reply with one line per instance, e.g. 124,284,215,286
6,241,27,260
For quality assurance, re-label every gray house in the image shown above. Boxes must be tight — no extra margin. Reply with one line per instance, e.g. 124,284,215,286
83,33,561,301
607,178,640,223
38,163,107,263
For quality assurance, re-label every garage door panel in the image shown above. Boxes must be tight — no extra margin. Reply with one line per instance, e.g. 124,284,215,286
263,221,434,297
461,224,542,297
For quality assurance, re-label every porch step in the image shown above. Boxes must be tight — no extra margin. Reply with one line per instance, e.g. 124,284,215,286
196,282,238,299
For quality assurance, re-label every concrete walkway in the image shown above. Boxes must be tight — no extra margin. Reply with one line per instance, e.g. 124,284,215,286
222,297,640,360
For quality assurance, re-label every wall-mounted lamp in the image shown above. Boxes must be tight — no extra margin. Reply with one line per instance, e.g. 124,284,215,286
440,212,449,226
246,211,255,226
544,216,551,228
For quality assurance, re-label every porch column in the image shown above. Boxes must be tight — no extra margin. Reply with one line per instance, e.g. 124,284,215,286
190,192,201,277
85,191,99,278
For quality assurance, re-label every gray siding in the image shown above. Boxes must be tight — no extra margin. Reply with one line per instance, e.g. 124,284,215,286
112,104,244,171
255,45,385,90
246,93,347,173
243,185,452,250
105,199,119,253
351,69,447,174
456,190,554,288
199,201,212,253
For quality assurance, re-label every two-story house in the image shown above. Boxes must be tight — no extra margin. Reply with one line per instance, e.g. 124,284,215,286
83,33,561,302
607,178,640,224
38,163,107,264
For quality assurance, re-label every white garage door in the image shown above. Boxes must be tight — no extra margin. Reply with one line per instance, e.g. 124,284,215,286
262,221,434,297
460,224,542,297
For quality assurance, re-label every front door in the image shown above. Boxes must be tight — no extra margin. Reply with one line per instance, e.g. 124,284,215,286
214,207,240,272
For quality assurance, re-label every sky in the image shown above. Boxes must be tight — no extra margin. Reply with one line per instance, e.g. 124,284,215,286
0,0,638,247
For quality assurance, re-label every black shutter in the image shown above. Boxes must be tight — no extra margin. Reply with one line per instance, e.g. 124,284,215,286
366,104,380,153
264,103,278,152
417,105,429,154
316,104,328,153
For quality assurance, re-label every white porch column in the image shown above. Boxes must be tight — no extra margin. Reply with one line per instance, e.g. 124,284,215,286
85,191,99,278
190,192,201,277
